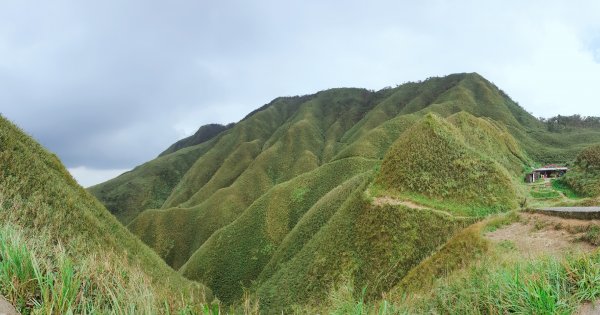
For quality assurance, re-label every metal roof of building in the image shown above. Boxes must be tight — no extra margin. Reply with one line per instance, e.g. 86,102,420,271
533,167,569,172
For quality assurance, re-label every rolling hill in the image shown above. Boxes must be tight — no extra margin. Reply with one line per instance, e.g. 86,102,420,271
85,72,600,312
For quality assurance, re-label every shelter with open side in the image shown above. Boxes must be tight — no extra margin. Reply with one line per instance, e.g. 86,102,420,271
525,164,568,183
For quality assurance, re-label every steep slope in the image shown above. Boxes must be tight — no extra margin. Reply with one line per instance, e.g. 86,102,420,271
0,115,211,312
89,72,600,310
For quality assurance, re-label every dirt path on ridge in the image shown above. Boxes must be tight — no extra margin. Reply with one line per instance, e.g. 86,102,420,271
372,196,429,209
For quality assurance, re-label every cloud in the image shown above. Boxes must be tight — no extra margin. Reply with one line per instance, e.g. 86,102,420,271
1,0,600,186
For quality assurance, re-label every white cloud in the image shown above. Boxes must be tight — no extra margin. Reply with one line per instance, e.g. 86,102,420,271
68,166,129,188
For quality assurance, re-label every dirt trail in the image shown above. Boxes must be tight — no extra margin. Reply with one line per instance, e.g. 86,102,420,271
485,212,597,258
372,196,428,209
0,296,18,315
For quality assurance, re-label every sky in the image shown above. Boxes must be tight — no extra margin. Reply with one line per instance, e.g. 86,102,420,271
1,1,600,187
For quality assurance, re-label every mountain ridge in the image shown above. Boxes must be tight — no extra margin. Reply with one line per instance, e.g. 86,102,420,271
88,72,600,311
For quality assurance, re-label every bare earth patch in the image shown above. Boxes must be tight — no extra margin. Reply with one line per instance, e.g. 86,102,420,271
578,301,600,315
485,212,596,258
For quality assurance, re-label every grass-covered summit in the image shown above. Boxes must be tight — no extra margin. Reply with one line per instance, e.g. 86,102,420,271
88,72,600,312
0,115,212,313
376,112,526,216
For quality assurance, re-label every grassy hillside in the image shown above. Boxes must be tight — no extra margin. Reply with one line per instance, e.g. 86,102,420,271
89,140,218,224
0,115,212,313
179,158,376,304
255,186,475,313
376,112,524,216
562,144,600,197
298,213,600,314
88,72,600,311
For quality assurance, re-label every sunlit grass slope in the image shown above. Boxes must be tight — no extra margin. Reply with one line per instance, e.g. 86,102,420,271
0,115,211,313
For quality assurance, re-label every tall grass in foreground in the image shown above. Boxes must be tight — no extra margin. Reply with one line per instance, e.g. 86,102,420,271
0,224,228,314
306,251,600,314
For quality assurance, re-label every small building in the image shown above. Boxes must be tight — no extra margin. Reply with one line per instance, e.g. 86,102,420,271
525,164,568,183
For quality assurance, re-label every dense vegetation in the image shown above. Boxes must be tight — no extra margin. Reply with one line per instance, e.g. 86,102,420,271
87,72,600,312
562,144,600,197
542,114,600,132
0,116,212,313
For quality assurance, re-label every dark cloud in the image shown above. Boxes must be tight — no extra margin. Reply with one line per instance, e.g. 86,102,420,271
1,1,600,185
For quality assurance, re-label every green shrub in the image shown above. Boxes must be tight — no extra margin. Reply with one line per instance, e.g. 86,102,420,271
552,179,582,199
563,145,600,197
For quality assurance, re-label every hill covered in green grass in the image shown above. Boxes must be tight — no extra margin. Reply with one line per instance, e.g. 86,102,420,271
0,115,212,313
88,72,600,312
376,112,527,216
562,144,600,197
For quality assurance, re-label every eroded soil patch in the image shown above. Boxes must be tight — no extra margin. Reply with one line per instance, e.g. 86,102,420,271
485,212,596,258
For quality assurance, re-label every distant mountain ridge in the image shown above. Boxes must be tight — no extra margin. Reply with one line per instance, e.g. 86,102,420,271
89,72,600,311
159,123,234,157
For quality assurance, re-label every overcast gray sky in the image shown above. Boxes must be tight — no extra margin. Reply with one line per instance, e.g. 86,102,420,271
1,0,600,187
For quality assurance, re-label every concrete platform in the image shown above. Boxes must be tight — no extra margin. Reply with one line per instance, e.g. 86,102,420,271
535,207,600,220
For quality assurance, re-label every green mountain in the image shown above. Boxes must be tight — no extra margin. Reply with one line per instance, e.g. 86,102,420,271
0,115,212,313
88,72,600,312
